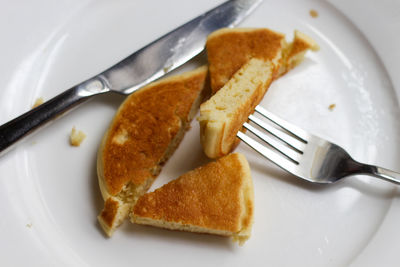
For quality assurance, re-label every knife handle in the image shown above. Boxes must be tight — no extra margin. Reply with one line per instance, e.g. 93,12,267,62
0,77,110,156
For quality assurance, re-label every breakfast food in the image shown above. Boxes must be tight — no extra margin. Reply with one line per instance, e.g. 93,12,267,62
310,9,319,18
97,66,208,236
70,127,86,147
199,58,273,158
200,28,319,158
281,30,320,74
206,28,319,94
131,152,254,245
96,26,319,239
206,28,286,94
32,97,44,108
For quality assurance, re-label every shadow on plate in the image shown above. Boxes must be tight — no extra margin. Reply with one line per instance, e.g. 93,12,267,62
122,222,236,251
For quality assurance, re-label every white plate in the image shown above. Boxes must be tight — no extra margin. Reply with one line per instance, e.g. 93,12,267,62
1,0,399,266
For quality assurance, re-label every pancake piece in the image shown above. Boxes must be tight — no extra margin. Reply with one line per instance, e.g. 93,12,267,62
98,66,208,236
131,153,254,245
206,28,286,94
279,30,320,75
198,58,273,159
200,28,319,158
206,28,319,94
70,126,86,147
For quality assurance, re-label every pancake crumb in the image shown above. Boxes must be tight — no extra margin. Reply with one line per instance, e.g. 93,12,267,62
310,9,319,18
32,97,44,109
26,223,32,228
163,64,173,73
328,104,336,111
70,127,86,146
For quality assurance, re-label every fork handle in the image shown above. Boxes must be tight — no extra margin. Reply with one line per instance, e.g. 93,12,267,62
360,164,400,185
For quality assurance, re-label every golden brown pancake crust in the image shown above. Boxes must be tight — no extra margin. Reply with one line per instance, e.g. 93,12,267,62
288,36,310,57
102,69,208,196
99,198,120,228
206,28,285,93
132,153,249,232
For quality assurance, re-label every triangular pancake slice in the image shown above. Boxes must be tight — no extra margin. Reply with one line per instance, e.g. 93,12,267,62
131,153,254,245
97,66,208,236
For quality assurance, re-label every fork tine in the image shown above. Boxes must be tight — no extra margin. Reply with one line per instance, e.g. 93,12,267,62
254,105,309,143
237,131,297,172
242,122,300,164
248,114,305,153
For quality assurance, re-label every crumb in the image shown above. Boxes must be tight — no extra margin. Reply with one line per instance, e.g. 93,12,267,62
310,9,319,18
328,104,336,111
70,127,86,146
26,223,32,228
163,64,173,73
32,97,44,109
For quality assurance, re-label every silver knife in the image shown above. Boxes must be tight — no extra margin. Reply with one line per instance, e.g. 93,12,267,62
0,0,262,156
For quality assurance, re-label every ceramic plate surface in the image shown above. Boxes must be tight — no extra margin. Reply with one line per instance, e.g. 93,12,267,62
1,0,400,266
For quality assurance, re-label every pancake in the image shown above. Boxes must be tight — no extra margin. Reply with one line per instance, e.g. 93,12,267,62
206,28,286,94
200,28,319,158
198,58,273,158
131,152,254,245
97,66,208,236
279,30,320,75
206,27,319,94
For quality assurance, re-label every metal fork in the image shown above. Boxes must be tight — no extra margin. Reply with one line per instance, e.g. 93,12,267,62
237,105,400,184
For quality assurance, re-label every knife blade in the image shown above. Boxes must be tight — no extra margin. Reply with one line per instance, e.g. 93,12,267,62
0,0,262,156
102,0,263,94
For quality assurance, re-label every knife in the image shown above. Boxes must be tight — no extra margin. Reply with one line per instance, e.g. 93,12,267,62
0,0,262,157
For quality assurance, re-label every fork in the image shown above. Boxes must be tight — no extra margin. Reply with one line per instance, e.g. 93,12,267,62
237,105,400,184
